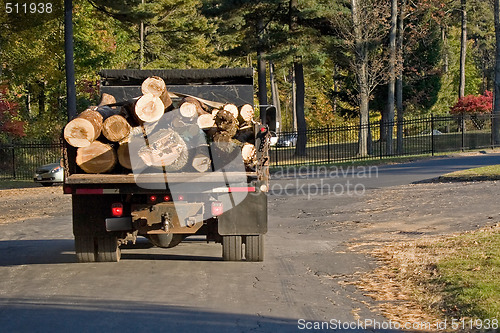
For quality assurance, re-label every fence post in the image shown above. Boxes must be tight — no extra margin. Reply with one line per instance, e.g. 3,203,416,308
431,114,435,156
327,127,331,162
274,144,278,167
461,114,465,151
11,146,16,179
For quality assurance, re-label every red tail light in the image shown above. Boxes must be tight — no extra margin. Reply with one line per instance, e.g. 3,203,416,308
211,201,223,216
178,195,184,201
111,203,123,217
149,195,157,202
164,195,171,201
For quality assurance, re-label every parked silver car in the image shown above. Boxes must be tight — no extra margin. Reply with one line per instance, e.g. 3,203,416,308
276,133,298,147
34,162,64,186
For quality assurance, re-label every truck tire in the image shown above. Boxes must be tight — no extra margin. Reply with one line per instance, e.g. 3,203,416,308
96,236,121,262
245,235,264,262
74,235,96,263
146,234,184,248
222,236,242,261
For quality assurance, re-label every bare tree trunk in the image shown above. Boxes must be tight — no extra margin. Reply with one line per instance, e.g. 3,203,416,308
459,0,467,99
333,65,339,115
352,0,370,156
385,0,397,155
396,0,406,155
442,26,449,73
493,0,500,144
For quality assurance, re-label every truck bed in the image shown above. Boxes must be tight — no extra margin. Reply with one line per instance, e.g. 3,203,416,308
66,172,257,185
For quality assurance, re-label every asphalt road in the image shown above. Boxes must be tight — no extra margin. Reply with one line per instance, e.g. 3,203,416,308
0,152,499,332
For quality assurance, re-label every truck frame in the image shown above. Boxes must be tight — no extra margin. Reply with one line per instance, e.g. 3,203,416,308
63,68,270,262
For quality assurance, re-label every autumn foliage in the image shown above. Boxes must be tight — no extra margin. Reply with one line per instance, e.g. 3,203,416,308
0,86,25,137
450,91,493,115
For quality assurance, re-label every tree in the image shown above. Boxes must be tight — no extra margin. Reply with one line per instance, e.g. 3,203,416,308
396,0,406,154
450,91,492,114
334,0,390,156
0,86,25,141
494,0,500,144
384,0,398,155
459,0,467,98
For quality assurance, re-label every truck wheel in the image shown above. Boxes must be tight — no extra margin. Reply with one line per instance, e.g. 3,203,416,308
96,236,121,262
74,235,96,263
245,235,264,262
147,234,184,248
222,236,242,261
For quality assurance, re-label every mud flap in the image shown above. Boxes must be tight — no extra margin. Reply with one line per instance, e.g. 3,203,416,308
218,190,267,235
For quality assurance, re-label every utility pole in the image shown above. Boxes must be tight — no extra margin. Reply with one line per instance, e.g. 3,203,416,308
64,0,77,121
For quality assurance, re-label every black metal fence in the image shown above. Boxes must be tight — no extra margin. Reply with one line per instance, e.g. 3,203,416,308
1,115,499,180
271,114,500,166
0,142,63,181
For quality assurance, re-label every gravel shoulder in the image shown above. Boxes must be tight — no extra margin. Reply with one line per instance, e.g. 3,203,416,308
0,186,70,224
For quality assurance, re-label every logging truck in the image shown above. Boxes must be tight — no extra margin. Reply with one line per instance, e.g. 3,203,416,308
63,68,270,262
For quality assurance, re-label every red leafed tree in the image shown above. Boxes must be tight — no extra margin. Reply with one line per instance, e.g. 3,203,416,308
0,86,25,138
450,91,493,115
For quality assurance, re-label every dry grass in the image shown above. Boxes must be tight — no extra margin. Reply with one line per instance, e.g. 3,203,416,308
354,224,500,333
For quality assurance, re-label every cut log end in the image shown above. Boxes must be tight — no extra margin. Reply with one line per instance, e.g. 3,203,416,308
103,115,131,142
76,141,117,174
135,94,165,123
138,128,189,171
239,104,254,123
64,109,103,148
197,113,215,129
98,93,116,106
192,153,211,173
179,102,198,119
223,104,239,119
141,76,172,109
242,143,257,166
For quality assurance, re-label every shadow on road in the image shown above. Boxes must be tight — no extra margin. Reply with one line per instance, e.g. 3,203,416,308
0,239,222,266
0,296,413,332
0,239,76,266
0,297,300,332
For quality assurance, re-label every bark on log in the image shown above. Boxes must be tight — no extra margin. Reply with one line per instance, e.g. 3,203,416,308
223,104,239,120
213,131,241,154
117,141,132,170
98,93,116,106
135,93,165,123
76,141,117,173
141,76,172,110
234,124,254,143
138,128,189,171
102,115,131,142
214,109,238,137
239,104,254,123
181,97,208,116
64,109,103,148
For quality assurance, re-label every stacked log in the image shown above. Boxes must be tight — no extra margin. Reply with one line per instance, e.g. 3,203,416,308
63,76,257,174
